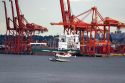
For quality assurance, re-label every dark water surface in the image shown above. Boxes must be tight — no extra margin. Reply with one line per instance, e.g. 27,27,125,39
0,54,125,83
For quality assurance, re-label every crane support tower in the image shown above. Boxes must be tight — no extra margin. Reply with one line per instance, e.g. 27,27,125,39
51,0,125,56
2,0,48,54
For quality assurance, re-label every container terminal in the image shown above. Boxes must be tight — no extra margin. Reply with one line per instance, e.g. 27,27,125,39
0,0,125,56
0,0,125,83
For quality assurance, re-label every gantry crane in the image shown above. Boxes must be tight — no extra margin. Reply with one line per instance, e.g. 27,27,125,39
2,0,48,54
51,0,125,56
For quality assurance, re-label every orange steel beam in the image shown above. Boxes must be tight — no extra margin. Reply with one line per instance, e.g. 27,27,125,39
10,0,17,30
2,1,10,30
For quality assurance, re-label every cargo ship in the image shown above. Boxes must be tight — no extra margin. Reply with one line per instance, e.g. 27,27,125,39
31,34,80,55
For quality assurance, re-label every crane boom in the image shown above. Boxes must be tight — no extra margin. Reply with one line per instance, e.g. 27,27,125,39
15,0,24,29
60,0,67,23
10,0,16,30
67,0,71,19
2,1,10,30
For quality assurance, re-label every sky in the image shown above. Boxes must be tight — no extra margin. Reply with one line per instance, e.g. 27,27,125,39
0,0,125,36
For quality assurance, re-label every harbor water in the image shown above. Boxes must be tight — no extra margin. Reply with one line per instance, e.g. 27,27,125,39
0,54,125,83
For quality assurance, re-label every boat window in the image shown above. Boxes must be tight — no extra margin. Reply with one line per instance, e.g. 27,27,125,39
61,38,66,42
59,36,66,42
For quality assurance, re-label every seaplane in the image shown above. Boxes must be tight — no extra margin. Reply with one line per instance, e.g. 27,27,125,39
49,51,72,62
42,34,80,62
42,49,77,62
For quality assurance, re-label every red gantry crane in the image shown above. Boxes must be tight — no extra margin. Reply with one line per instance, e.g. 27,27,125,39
51,0,125,56
2,0,48,54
